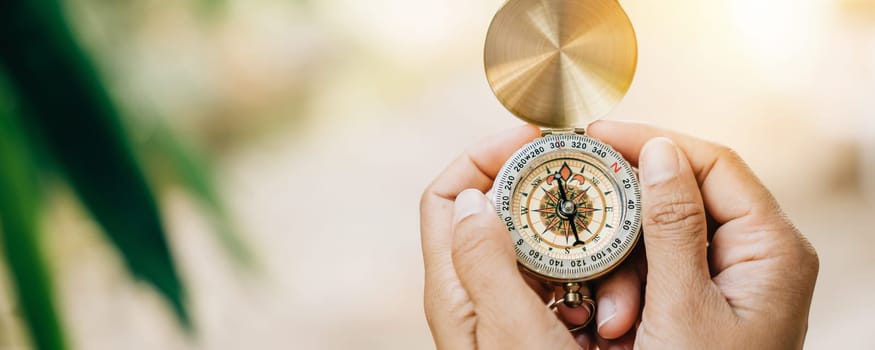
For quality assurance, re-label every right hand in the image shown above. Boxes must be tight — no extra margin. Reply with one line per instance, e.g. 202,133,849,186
587,121,820,349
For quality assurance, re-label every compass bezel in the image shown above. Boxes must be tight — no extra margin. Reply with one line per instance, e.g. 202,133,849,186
492,133,642,283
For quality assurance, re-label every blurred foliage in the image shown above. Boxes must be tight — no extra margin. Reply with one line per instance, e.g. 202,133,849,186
0,0,247,349
143,122,252,266
0,73,68,350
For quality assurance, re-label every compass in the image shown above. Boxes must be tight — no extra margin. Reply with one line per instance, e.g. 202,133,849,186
485,0,642,331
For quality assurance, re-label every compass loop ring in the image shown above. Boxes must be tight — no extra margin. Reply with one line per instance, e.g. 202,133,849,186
548,295,596,332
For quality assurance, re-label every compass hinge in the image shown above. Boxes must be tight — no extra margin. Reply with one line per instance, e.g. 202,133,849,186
541,128,586,136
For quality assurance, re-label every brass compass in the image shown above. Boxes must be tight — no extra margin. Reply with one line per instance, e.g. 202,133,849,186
485,0,641,331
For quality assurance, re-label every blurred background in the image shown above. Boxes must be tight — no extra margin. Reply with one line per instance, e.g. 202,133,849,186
0,0,873,348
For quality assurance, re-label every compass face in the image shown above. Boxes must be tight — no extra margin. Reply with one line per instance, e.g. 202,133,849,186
493,133,642,282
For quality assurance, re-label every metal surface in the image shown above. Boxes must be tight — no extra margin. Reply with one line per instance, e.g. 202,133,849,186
548,282,596,332
485,0,637,128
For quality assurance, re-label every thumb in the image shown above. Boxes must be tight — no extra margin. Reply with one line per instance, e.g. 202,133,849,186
638,138,710,301
450,189,576,349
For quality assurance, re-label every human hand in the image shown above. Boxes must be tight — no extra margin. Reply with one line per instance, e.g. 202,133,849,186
420,125,645,349
587,120,819,349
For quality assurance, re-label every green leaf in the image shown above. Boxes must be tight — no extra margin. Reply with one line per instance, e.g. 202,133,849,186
0,73,68,350
0,0,190,328
151,124,253,267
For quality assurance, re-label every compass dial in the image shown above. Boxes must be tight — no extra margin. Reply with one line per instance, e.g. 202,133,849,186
493,133,642,282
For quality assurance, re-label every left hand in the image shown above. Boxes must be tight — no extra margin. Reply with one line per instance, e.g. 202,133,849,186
420,125,642,349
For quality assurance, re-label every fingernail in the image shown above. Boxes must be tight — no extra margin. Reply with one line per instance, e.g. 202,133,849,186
609,344,627,350
640,137,679,186
454,189,487,224
596,296,617,332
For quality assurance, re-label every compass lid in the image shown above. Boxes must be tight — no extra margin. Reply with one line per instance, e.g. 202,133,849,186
484,0,638,129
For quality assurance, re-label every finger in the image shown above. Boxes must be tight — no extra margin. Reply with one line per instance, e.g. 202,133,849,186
575,332,596,350
588,121,810,286
420,125,539,343
596,325,637,350
587,120,779,224
594,265,641,339
451,189,577,349
637,138,711,303
421,124,539,278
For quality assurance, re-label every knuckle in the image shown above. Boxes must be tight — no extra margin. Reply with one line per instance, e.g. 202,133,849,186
419,185,452,220
795,235,820,277
420,184,439,210
776,223,821,277
713,144,741,161
707,143,752,174
768,226,820,281
645,195,706,236
705,141,743,164
807,243,820,273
